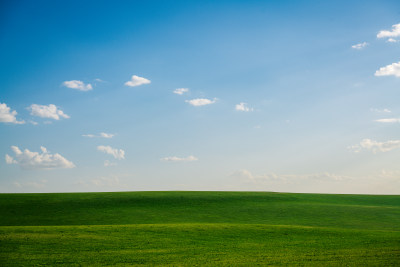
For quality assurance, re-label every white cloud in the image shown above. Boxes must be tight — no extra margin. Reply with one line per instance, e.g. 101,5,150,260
377,23,400,38
351,42,368,49
29,104,70,120
14,180,47,189
374,118,400,123
349,138,400,153
91,176,120,187
186,98,217,106
100,132,114,138
5,146,75,170
231,169,349,183
82,134,95,138
173,88,189,95
104,160,117,167
375,61,400,77
97,145,125,159
235,102,253,112
387,38,399,43
5,154,16,164
82,132,114,138
63,80,93,91
124,75,151,87
371,108,391,113
161,155,198,162
0,103,25,124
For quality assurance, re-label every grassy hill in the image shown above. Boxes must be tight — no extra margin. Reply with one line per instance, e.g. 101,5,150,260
1,191,399,265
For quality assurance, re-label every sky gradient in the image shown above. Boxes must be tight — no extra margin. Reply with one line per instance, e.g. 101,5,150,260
1,0,400,194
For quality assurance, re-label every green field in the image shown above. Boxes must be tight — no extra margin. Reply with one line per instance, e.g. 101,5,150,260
1,191,399,266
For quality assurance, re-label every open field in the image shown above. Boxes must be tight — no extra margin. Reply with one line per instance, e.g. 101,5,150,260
1,191,399,265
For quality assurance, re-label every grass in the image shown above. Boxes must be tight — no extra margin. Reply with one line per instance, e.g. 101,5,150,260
0,191,399,265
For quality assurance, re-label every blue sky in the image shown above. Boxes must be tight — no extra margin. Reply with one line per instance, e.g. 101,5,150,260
1,0,400,193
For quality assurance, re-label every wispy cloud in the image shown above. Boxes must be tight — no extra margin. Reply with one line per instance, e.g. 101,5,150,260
63,80,93,91
83,132,114,138
161,155,198,162
104,160,117,167
351,42,368,49
374,118,400,123
5,146,75,170
387,38,399,43
0,103,25,124
371,108,391,113
375,61,400,77
377,23,400,39
349,138,400,153
186,98,217,106
235,102,253,112
29,104,70,120
232,169,349,183
173,88,189,95
124,75,151,87
97,145,125,159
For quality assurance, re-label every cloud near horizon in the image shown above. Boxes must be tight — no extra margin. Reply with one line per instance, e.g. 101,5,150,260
161,155,198,162
63,80,93,91
186,98,217,106
29,104,70,120
232,169,349,184
124,75,151,87
374,118,400,123
5,146,75,170
97,145,125,159
0,103,25,124
349,138,400,153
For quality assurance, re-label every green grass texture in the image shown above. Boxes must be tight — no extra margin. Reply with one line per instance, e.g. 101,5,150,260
1,191,399,266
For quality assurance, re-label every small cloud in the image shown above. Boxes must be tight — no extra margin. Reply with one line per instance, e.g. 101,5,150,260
91,175,120,187
375,61,400,77
94,78,105,82
173,88,189,95
124,75,151,87
351,42,368,49
186,98,217,106
29,104,70,120
231,169,349,184
5,146,75,170
13,180,47,189
63,80,93,91
97,145,125,160
82,132,114,138
348,138,400,153
377,23,400,39
0,103,25,124
104,160,117,167
100,132,114,138
371,108,391,113
161,155,198,162
374,118,400,123
235,102,253,112
387,38,399,43
29,120,38,125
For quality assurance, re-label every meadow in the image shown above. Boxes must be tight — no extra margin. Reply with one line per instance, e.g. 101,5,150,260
0,191,399,265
